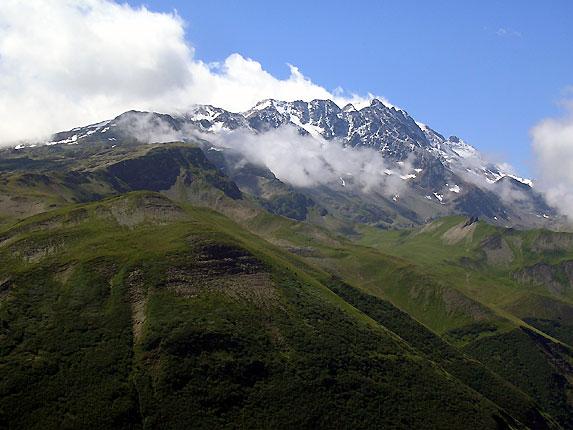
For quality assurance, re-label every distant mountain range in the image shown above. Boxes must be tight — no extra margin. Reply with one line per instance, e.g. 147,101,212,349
16,97,557,230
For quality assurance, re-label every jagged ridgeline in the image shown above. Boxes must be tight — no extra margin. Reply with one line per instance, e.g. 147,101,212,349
0,192,549,429
4,97,559,230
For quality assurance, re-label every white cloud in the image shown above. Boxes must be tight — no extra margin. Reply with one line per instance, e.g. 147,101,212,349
203,126,419,194
531,108,573,218
115,111,414,193
494,27,522,38
0,0,191,143
0,0,371,145
115,112,183,143
483,26,522,38
201,126,392,190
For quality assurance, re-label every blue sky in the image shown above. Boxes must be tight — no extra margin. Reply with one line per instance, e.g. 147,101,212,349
123,0,573,177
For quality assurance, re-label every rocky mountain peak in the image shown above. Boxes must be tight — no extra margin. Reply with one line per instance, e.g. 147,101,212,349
20,96,556,229
342,103,357,113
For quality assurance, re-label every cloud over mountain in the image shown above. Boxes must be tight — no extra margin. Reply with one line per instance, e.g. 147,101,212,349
0,0,367,144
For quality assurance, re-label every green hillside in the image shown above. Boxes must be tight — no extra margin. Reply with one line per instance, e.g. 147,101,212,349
353,217,573,425
0,142,241,226
2,141,573,429
1,192,540,429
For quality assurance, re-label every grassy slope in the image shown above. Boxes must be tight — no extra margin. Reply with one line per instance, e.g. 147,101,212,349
246,213,506,335
353,216,573,426
355,217,573,336
153,200,563,428
0,142,241,227
0,192,527,430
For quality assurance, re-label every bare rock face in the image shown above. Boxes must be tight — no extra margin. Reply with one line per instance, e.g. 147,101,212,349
464,216,479,227
514,263,565,295
7,97,558,228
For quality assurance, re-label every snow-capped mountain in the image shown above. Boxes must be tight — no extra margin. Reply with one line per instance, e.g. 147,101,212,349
175,98,528,188
19,98,556,228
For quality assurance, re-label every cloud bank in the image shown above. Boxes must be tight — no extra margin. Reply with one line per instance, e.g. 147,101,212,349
531,106,573,218
115,111,415,193
201,126,402,191
0,0,368,145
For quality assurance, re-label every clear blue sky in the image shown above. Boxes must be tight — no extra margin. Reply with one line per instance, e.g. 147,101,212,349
125,0,573,177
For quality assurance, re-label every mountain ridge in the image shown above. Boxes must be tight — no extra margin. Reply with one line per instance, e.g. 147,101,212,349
11,96,559,230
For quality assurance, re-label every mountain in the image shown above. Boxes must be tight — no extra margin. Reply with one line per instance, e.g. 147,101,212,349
2,99,573,428
17,97,558,230
0,141,242,225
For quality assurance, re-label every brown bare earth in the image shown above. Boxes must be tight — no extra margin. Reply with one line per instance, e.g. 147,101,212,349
126,269,147,343
52,261,78,285
441,221,477,245
480,234,514,267
514,263,565,295
531,231,573,253
105,193,191,228
165,242,278,308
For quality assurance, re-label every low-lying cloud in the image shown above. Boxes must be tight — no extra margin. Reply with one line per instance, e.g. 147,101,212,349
115,112,184,144
0,0,369,145
531,107,573,218
116,111,414,193
202,126,400,191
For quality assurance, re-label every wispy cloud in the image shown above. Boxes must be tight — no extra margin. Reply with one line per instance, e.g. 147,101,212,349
496,27,522,37
117,111,417,194
0,0,372,145
483,26,522,38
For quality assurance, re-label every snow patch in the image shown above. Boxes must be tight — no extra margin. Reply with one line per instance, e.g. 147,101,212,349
289,115,325,138
46,134,78,145
209,122,224,133
252,99,273,111
507,174,534,187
